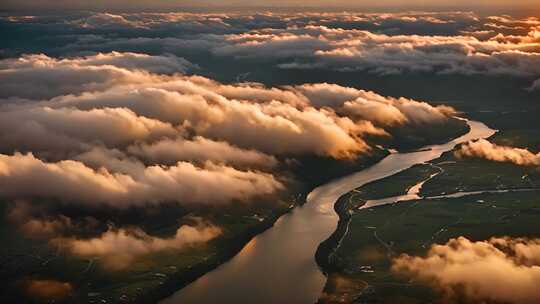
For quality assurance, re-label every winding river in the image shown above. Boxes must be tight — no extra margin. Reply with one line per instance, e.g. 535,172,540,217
161,119,496,304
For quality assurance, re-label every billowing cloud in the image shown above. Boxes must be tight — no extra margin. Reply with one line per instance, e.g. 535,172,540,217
176,23,540,87
284,26,540,76
128,136,278,169
0,53,397,158
392,236,540,304
0,153,283,207
0,51,460,213
56,220,222,270
74,12,145,29
455,139,540,166
0,106,178,155
0,51,193,74
0,52,191,99
292,83,455,126
73,146,147,175
43,84,379,158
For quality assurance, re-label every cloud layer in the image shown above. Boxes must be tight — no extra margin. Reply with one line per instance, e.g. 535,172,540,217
4,11,539,87
0,11,493,271
0,51,461,211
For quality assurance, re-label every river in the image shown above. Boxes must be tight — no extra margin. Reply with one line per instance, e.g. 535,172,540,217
161,119,496,304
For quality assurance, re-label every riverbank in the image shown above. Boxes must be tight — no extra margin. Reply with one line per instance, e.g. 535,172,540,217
315,118,498,303
134,151,393,304
159,118,479,304
316,112,540,303
135,209,288,304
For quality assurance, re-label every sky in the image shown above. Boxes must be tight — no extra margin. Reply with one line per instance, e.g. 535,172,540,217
1,0,538,10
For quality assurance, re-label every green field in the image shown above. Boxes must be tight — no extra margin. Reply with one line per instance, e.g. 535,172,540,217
321,190,540,303
319,109,540,303
0,200,292,304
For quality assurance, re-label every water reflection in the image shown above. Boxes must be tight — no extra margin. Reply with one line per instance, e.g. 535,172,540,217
161,119,496,304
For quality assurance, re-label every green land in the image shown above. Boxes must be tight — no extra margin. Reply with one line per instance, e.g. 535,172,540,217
318,110,540,303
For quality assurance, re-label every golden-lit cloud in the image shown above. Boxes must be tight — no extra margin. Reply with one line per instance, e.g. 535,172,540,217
0,52,456,159
128,136,278,169
0,9,536,283
392,236,540,304
56,220,222,270
0,52,191,99
0,51,463,213
0,106,178,154
0,153,283,207
455,139,540,166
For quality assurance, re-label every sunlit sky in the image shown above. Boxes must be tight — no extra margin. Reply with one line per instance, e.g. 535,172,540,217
1,0,538,10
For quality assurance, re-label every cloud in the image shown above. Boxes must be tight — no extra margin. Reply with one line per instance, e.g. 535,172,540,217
128,136,278,169
185,23,540,86
392,236,540,304
0,51,462,213
11,11,480,60
342,98,409,127
291,83,455,126
56,220,222,270
25,279,73,301
0,52,191,99
45,84,378,158
74,146,147,175
69,11,237,34
0,53,397,159
57,11,480,37
0,52,460,161
455,139,540,166
3,12,539,88
73,12,144,29
292,83,363,108
3,68,387,159
0,106,178,156
7,200,102,241
486,16,540,29
0,153,283,208
18,215,75,240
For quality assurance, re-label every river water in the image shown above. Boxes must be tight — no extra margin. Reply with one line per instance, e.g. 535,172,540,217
161,119,496,304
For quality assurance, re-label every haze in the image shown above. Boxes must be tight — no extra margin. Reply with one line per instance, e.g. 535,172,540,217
1,0,538,10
